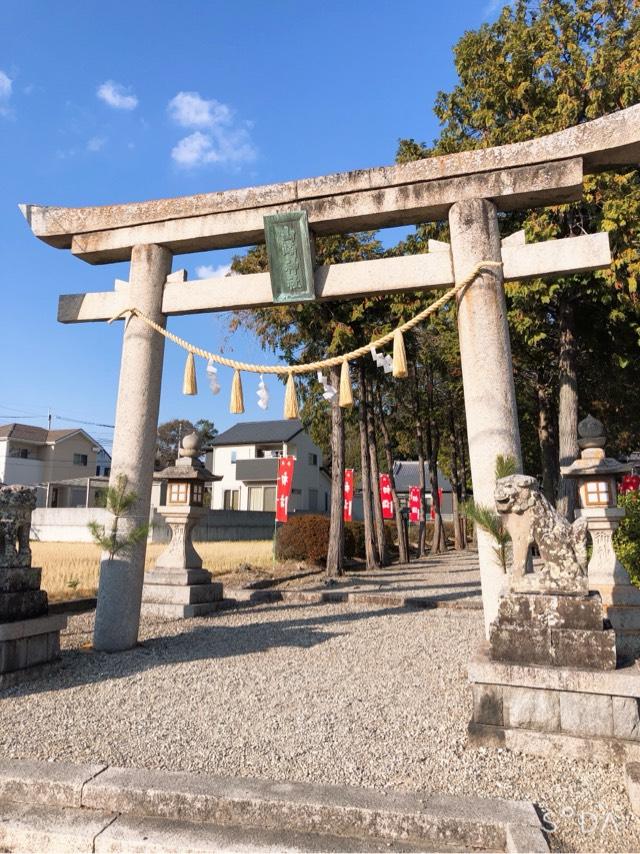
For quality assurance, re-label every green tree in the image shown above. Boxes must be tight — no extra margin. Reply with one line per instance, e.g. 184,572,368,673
156,418,217,468
398,0,640,517
88,474,149,561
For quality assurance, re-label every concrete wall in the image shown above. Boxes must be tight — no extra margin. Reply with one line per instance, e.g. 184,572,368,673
31,507,111,542
149,509,275,543
31,507,275,543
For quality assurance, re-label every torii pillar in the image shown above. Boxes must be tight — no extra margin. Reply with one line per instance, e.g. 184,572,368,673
449,199,521,632
93,244,172,651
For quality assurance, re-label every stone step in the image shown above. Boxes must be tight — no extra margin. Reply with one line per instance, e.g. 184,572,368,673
0,801,446,853
140,601,224,619
0,758,548,853
141,581,223,606
608,607,640,631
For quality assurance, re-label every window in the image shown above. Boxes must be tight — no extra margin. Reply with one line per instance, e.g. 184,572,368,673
96,466,100,476
308,453,318,466
248,486,262,511
224,489,239,510
192,483,204,505
73,453,88,467
230,450,237,463
263,486,276,512
585,481,610,506
169,483,188,503
9,447,30,459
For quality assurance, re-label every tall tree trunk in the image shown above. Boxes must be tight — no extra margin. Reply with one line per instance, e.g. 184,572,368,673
412,366,428,557
458,423,470,546
326,365,345,577
358,363,380,570
426,418,447,554
375,386,409,564
366,377,388,566
556,300,579,520
448,405,465,550
536,369,559,505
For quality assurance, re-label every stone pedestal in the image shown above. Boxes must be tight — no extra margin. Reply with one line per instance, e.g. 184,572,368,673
468,590,640,763
489,591,616,670
0,567,66,688
579,507,640,660
141,568,223,619
469,644,640,765
0,486,66,687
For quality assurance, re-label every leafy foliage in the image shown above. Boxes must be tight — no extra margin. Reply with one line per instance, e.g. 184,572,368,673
614,491,640,587
275,515,356,565
88,474,149,561
156,418,217,468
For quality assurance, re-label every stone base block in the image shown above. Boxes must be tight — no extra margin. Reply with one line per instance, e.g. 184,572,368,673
0,613,67,687
0,590,48,622
468,643,640,764
496,591,603,630
0,566,42,593
140,600,224,619
141,569,223,620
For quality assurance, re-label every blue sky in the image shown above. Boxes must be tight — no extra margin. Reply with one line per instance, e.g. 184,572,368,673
0,1,504,452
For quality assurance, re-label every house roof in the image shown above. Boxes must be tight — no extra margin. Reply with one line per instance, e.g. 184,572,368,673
0,423,79,443
392,461,453,493
209,419,305,447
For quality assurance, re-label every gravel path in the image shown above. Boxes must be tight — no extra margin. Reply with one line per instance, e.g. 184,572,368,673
0,602,637,852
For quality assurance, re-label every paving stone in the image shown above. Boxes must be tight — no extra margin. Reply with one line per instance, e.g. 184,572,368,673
0,801,116,854
613,696,640,740
0,758,106,807
503,687,560,732
559,692,613,738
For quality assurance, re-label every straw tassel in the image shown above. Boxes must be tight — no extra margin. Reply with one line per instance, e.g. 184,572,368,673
283,373,299,420
392,329,408,378
182,351,198,395
339,360,353,407
230,370,245,414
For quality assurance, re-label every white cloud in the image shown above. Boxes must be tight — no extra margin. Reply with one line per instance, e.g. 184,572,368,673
168,90,256,168
97,80,138,110
87,135,106,152
195,263,232,279
168,91,231,128
0,70,13,116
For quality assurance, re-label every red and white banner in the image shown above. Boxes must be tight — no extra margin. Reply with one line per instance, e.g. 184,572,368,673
409,486,421,524
275,456,295,523
343,469,354,522
430,487,443,520
379,473,394,519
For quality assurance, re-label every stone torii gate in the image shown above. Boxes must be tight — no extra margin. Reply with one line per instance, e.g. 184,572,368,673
21,105,640,652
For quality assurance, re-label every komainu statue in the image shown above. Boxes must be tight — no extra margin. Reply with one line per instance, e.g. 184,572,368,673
495,474,589,594
0,484,37,568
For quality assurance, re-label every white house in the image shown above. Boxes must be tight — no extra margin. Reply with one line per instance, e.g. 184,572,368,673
205,420,331,514
0,423,111,507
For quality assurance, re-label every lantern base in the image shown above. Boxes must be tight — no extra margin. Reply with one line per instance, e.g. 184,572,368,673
141,566,223,619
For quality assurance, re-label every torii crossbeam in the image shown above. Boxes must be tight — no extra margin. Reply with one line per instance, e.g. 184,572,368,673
20,105,640,652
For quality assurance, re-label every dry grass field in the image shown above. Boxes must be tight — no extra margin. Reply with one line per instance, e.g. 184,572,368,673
31,540,277,600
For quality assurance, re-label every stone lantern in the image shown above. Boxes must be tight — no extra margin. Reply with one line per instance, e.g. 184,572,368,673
141,432,223,618
562,414,640,658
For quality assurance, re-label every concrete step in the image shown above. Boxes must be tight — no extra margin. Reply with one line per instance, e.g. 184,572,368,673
140,600,223,619
0,802,436,853
0,758,548,853
141,581,223,605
